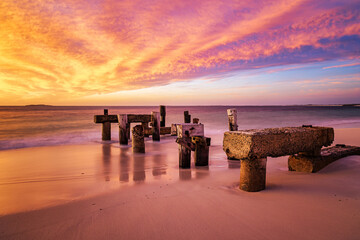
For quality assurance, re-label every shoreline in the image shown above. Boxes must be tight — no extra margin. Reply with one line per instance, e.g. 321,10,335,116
0,128,359,239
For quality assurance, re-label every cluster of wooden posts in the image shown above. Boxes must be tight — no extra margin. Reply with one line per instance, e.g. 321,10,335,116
94,106,211,168
94,106,170,151
175,123,211,168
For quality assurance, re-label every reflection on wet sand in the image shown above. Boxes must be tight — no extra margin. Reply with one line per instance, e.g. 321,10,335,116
102,144,111,181
179,166,210,181
119,148,130,182
151,143,167,179
133,154,146,183
100,141,211,185
195,166,209,179
179,169,192,180
228,160,240,169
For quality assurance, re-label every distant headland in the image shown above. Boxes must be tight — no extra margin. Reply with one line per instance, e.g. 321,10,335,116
24,104,53,107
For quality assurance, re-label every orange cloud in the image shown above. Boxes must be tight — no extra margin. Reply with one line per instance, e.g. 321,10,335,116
0,0,359,104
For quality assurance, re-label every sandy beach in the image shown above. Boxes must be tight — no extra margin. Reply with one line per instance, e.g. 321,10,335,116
0,128,359,240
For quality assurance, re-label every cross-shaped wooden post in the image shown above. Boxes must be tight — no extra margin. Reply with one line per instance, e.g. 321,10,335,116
94,109,118,141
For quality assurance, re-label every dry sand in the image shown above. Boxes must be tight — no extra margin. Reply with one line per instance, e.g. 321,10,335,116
0,128,359,240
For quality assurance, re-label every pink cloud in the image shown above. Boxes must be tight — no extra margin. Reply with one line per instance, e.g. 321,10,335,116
323,62,360,69
0,0,359,104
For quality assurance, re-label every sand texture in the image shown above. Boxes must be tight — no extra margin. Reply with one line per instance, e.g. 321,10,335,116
0,128,359,240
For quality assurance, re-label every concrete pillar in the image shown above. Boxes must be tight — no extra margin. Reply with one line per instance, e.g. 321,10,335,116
240,158,267,192
132,125,145,153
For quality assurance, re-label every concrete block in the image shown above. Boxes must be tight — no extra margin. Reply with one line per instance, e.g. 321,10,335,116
223,126,334,160
289,144,360,172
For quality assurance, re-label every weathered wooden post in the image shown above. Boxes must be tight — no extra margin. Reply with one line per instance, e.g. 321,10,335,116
102,109,111,140
160,105,166,127
94,109,118,141
176,124,205,168
132,125,145,153
118,114,128,145
179,143,191,168
151,111,160,141
176,131,193,168
184,111,191,123
192,137,211,166
142,122,150,137
227,109,238,131
193,118,199,124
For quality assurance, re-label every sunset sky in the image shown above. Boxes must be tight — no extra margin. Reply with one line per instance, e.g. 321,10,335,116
0,0,359,106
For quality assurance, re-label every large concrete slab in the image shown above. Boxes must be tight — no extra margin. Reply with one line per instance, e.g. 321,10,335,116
223,126,334,160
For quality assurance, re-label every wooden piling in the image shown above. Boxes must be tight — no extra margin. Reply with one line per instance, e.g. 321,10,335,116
94,109,118,141
192,136,210,166
151,111,160,141
193,118,199,124
184,111,191,123
142,122,150,137
227,109,238,131
102,109,111,141
118,114,128,145
179,144,191,168
160,105,166,127
176,132,195,169
102,122,111,141
240,158,267,192
132,125,145,153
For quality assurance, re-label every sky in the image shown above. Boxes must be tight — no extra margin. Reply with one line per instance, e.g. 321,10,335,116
0,0,359,106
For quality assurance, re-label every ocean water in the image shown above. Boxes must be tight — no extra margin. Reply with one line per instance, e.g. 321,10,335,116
0,105,360,151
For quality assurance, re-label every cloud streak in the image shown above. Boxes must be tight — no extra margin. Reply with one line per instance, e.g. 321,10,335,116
0,0,359,104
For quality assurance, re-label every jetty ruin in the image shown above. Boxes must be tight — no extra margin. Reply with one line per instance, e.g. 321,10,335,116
94,106,171,144
223,124,360,192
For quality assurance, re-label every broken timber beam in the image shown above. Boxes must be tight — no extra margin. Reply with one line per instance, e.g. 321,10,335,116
288,144,360,173
127,114,151,123
143,127,171,136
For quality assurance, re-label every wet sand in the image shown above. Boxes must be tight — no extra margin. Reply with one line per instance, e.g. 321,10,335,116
0,128,359,239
